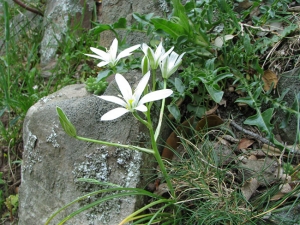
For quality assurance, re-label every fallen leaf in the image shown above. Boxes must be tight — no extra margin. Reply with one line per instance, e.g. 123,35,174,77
262,144,282,156
218,98,227,107
238,138,255,150
205,104,218,115
271,183,292,201
154,183,169,196
248,155,257,160
262,70,278,91
271,192,285,201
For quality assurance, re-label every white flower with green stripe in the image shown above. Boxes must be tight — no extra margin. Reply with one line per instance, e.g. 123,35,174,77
99,72,173,120
85,38,140,68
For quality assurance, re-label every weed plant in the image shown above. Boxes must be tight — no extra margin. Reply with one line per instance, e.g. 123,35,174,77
1,0,300,223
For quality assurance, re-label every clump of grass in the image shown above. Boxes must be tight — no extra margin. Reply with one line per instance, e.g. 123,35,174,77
155,127,251,224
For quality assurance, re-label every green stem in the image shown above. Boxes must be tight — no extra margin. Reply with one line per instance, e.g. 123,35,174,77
151,69,156,92
145,101,175,198
75,136,154,154
149,122,175,197
4,2,11,106
132,111,151,130
154,79,167,141
147,69,157,111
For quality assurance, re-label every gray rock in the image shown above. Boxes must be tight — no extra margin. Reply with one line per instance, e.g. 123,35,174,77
19,71,166,224
40,0,94,71
98,0,167,47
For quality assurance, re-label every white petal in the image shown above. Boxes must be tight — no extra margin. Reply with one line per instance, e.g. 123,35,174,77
160,57,169,79
160,46,174,62
117,44,140,60
115,74,132,101
84,54,105,60
139,89,173,104
101,107,129,120
97,61,109,67
109,38,118,60
141,43,149,54
174,52,185,67
90,47,110,59
133,71,150,102
98,95,127,107
135,104,147,112
155,41,164,59
147,47,156,68
168,52,179,67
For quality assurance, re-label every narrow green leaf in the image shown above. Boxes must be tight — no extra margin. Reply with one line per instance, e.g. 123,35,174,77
171,0,191,35
151,18,185,39
90,24,112,35
133,13,153,25
235,96,255,108
214,73,233,83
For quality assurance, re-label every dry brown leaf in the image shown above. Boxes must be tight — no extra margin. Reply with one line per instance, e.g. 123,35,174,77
271,192,285,201
241,178,259,201
262,144,282,156
262,69,278,91
154,183,169,196
271,183,292,201
238,138,254,150
218,98,227,106
205,104,218,115
248,155,257,160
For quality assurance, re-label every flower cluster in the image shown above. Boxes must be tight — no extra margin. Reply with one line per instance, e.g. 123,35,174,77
85,38,185,120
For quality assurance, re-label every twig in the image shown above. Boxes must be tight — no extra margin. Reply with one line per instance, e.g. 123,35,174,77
230,120,275,147
12,0,43,17
287,6,300,12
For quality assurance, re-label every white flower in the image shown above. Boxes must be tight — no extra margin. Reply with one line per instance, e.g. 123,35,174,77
85,38,140,68
141,41,174,70
99,72,173,120
160,51,185,79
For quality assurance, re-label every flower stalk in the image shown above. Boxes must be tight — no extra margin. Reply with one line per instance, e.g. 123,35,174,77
57,40,185,208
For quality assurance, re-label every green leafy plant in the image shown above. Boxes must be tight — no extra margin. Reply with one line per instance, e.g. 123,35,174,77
84,77,108,95
3,194,18,220
0,172,6,213
48,40,184,224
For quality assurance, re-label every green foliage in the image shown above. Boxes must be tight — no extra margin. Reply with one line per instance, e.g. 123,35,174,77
189,58,233,103
2,0,300,223
85,77,108,95
4,194,18,217
0,172,6,213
